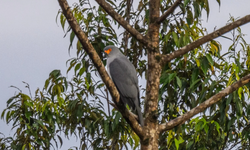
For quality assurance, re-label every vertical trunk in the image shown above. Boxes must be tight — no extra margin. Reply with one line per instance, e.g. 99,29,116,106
141,0,161,149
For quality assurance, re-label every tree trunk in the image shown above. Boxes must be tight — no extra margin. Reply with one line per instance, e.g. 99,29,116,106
141,0,161,149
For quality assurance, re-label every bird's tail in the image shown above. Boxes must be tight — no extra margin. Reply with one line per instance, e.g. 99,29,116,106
135,104,144,126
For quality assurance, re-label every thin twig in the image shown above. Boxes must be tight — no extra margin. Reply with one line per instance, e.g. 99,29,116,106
156,0,183,24
105,88,111,117
123,0,133,55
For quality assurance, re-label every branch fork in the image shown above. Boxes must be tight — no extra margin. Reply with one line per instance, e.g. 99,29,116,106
57,0,250,143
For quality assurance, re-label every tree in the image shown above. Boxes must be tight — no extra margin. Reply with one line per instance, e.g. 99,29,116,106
1,0,250,149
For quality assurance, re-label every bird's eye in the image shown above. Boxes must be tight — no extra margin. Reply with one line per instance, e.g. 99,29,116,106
105,48,112,54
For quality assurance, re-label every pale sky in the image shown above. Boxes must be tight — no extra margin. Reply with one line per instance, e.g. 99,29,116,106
0,0,249,149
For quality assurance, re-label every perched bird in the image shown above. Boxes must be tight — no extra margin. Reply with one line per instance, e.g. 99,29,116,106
104,45,144,126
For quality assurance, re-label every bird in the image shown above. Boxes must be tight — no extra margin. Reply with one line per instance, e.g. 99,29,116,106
104,45,144,126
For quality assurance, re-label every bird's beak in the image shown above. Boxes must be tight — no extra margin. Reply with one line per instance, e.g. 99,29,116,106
104,48,112,55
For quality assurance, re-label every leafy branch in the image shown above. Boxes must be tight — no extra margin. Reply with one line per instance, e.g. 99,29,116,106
57,0,144,138
159,73,250,132
160,14,250,65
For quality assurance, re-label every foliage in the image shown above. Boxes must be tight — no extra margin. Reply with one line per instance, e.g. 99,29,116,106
1,70,137,149
1,0,250,149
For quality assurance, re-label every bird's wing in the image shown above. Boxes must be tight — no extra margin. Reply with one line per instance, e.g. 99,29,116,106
109,57,144,126
108,57,139,106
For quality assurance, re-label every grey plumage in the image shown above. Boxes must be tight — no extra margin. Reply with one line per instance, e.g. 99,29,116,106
104,45,144,126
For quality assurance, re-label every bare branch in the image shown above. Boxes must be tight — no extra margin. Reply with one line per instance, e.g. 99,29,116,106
123,0,132,55
158,74,250,133
160,14,250,65
156,0,182,24
57,0,144,138
95,0,154,50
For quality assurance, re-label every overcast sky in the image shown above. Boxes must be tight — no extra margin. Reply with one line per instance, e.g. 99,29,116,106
0,0,249,149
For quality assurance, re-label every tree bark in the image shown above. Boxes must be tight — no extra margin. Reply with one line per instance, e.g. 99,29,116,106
141,0,161,149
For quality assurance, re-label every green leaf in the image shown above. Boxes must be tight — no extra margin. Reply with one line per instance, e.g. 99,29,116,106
60,14,66,31
44,79,50,89
176,76,182,88
77,40,82,52
175,138,180,150
226,93,233,105
69,31,75,49
227,117,235,129
190,79,201,90
114,112,121,126
74,63,81,75
6,95,17,105
206,53,214,65
79,67,85,76
25,111,32,121
42,101,48,113
193,2,201,18
58,96,64,107
1,109,6,120
195,121,204,132
236,99,243,116
191,67,199,83
204,0,210,18
86,72,91,84
238,87,243,100
22,144,26,150
213,121,221,135
172,32,179,47
161,73,177,88
67,60,76,73
204,124,209,134
6,111,10,123
200,57,209,74
174,137,184,150
184,0,191,6
50,70,61,78
186,141,194,149
216,0,221,6
186,9,193,25
104,120,110,137
132,131,140,148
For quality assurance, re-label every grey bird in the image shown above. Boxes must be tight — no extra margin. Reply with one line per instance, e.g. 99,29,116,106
104,45,144,126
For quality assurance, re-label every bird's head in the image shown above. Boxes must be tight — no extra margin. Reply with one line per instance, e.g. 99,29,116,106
103,45,120,57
